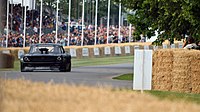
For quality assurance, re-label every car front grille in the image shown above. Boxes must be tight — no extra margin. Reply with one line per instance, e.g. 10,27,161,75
28,56,58,62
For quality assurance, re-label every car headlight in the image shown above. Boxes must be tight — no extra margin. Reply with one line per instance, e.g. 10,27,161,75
23,57,30,62
57,56,62,61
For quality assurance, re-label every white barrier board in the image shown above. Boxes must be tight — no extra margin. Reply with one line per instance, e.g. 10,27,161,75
133,50,153,90
18,50,25,59
104,47,111,55
144,45,149,50
2,50,10,54
94,48,99,56
82,48,89,57
162,44,168,49
134,46,140,50
171,44,176,48
179,43,183,48
115,46,121,54
125,46,130,54
70,48,77,57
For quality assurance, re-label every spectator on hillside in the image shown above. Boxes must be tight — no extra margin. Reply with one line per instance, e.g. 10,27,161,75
183,36,198,49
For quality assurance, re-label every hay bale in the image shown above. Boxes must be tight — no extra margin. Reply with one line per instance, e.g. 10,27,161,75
171,50,193,93
129,45,134,55
121,46,126,56
76,48,83,59
99,47,104,57
110,46,115,57
0,53,15,68
0,43,152,59
153,49,200,94
88,48,94,58
190,51,200,93
152,49,174,91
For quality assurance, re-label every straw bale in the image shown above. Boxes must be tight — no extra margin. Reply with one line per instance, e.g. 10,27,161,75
0,43,152,59
88,48,94,58
171,50,192,93
120,46,126,56
128,45,134,55
173,64,191,70
153,49,200,93
120,47,125,56
191,71,200,94
152,49,173,91
154,49,173,57
76,48,83,59
0,53,15,68
155,58,173,63
99,47,104,57
110,47,115,57
190,51,200,93
190,61,200,67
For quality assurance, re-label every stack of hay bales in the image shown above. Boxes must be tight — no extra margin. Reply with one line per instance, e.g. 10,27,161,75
152,49,200,94
190,51,200,93
171,50,193,93
0,52,15,68
0,42,152,59
152,49,174,91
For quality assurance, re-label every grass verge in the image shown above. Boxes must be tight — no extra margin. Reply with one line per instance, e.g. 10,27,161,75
0,56,134,71
72,56,133,67
112,73,133,80
113,73,200,104
146,90,200,104
1,79,200,112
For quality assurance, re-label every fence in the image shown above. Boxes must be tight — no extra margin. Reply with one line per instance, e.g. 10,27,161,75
0,42,183,67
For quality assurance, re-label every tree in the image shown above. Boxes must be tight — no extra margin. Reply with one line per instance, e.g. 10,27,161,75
115,0,200,45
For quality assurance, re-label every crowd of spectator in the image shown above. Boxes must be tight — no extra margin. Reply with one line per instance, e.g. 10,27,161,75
0,3,134,47
0,24,133,47
7,3,57,33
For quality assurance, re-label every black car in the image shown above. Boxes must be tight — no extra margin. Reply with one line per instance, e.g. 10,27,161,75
20,43,71,72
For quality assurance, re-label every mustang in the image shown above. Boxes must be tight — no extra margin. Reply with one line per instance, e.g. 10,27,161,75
20,43,71,72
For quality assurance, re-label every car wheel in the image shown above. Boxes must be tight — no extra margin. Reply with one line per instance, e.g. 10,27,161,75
60,63,71,72
20,62,26,72
66,63,71,72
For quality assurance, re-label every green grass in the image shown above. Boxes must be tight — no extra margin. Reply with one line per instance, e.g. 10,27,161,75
146,90,200,104
113,73,200,104
112,73,133,80
0,56,134,71
72,56,133,67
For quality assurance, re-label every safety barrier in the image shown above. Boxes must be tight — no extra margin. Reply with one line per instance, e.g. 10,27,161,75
0,52,15,68
0,42,183,60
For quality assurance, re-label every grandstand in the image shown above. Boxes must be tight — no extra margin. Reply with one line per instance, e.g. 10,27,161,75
0,0,134,47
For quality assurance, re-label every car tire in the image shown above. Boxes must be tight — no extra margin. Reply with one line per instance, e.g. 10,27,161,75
60,63,71,72
66,63,71,72
20,62,26,72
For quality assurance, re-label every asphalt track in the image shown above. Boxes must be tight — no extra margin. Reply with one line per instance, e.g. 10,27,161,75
0,63,133,89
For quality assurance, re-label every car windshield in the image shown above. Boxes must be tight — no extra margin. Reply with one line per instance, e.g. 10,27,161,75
29,44,64,54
